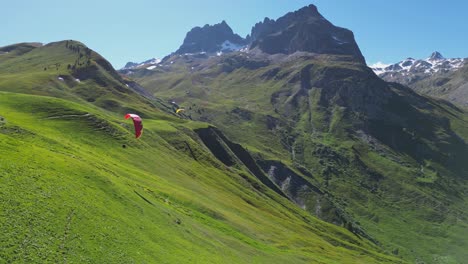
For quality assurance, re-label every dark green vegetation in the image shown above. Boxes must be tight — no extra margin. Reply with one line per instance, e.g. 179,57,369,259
127,50,468,263
0,42,402,263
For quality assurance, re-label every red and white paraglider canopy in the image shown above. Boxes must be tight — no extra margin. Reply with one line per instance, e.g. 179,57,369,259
125,113,143,138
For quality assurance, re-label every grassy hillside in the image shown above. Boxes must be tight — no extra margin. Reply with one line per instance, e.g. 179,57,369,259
0,41,168,117
0,91,401,263
127,51,468,263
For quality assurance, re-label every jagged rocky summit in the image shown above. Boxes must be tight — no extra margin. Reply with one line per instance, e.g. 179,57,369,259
123,4,366,68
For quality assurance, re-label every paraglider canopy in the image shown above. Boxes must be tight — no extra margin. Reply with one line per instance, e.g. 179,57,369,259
125,113,143,138
176,108,185,114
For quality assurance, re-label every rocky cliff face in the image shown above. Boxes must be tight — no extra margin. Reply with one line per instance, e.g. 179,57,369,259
249,4,366,63
124,4,366,68
175,21,247,54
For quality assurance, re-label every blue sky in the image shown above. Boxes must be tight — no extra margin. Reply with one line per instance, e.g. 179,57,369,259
2,0,467,68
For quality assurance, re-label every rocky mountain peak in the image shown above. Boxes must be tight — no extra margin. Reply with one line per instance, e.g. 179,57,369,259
174,21,247,54
123,62,139,69
219,20,229,28
249,4,365,63
128,4,366,67
429,51,445,60
291,4,322,19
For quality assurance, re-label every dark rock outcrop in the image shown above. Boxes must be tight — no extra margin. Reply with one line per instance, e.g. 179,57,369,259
195,126,286,197
175,21,247,54
249,4,365,63
123,62,139,69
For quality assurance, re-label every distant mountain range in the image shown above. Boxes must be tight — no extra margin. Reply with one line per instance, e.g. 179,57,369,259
122,58,162,70
371,52,467,106
371,52,465,83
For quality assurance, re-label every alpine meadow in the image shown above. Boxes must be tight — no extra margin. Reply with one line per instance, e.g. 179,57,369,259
1,3,467,264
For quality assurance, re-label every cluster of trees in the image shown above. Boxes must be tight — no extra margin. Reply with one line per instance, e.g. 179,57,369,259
65,41,92,71
42,41,93,72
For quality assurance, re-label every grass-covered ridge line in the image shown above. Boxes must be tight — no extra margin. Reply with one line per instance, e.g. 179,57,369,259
0,40,167,117
0,91,400,263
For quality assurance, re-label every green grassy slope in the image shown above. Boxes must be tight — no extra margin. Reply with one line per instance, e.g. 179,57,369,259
128,52,468,263
0,91,401,263
0,41,166,117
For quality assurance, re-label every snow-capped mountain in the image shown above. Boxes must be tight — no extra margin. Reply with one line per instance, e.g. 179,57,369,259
122,58,161,70
371,52,465,85
370,52,468,107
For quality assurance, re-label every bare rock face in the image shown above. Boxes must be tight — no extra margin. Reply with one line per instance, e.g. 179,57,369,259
249,4,366,63
175,21,247,54
125,4,366,68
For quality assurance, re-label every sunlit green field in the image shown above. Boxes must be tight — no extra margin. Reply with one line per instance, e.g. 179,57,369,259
0,92,399,263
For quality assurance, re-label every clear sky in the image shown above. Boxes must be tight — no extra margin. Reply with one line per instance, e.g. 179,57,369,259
2,0,467,69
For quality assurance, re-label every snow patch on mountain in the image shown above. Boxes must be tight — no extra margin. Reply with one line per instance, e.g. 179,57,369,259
221,40,245,51
122,58,161,70
123,40,246,70
146,58,161,64
370,52,465,77
331,35,348,45
369,61,391,75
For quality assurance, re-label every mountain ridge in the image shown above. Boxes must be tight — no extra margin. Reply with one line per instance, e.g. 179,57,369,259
371,52,467,107
123,4,365,68
371,51,465,78
0,40,173,117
